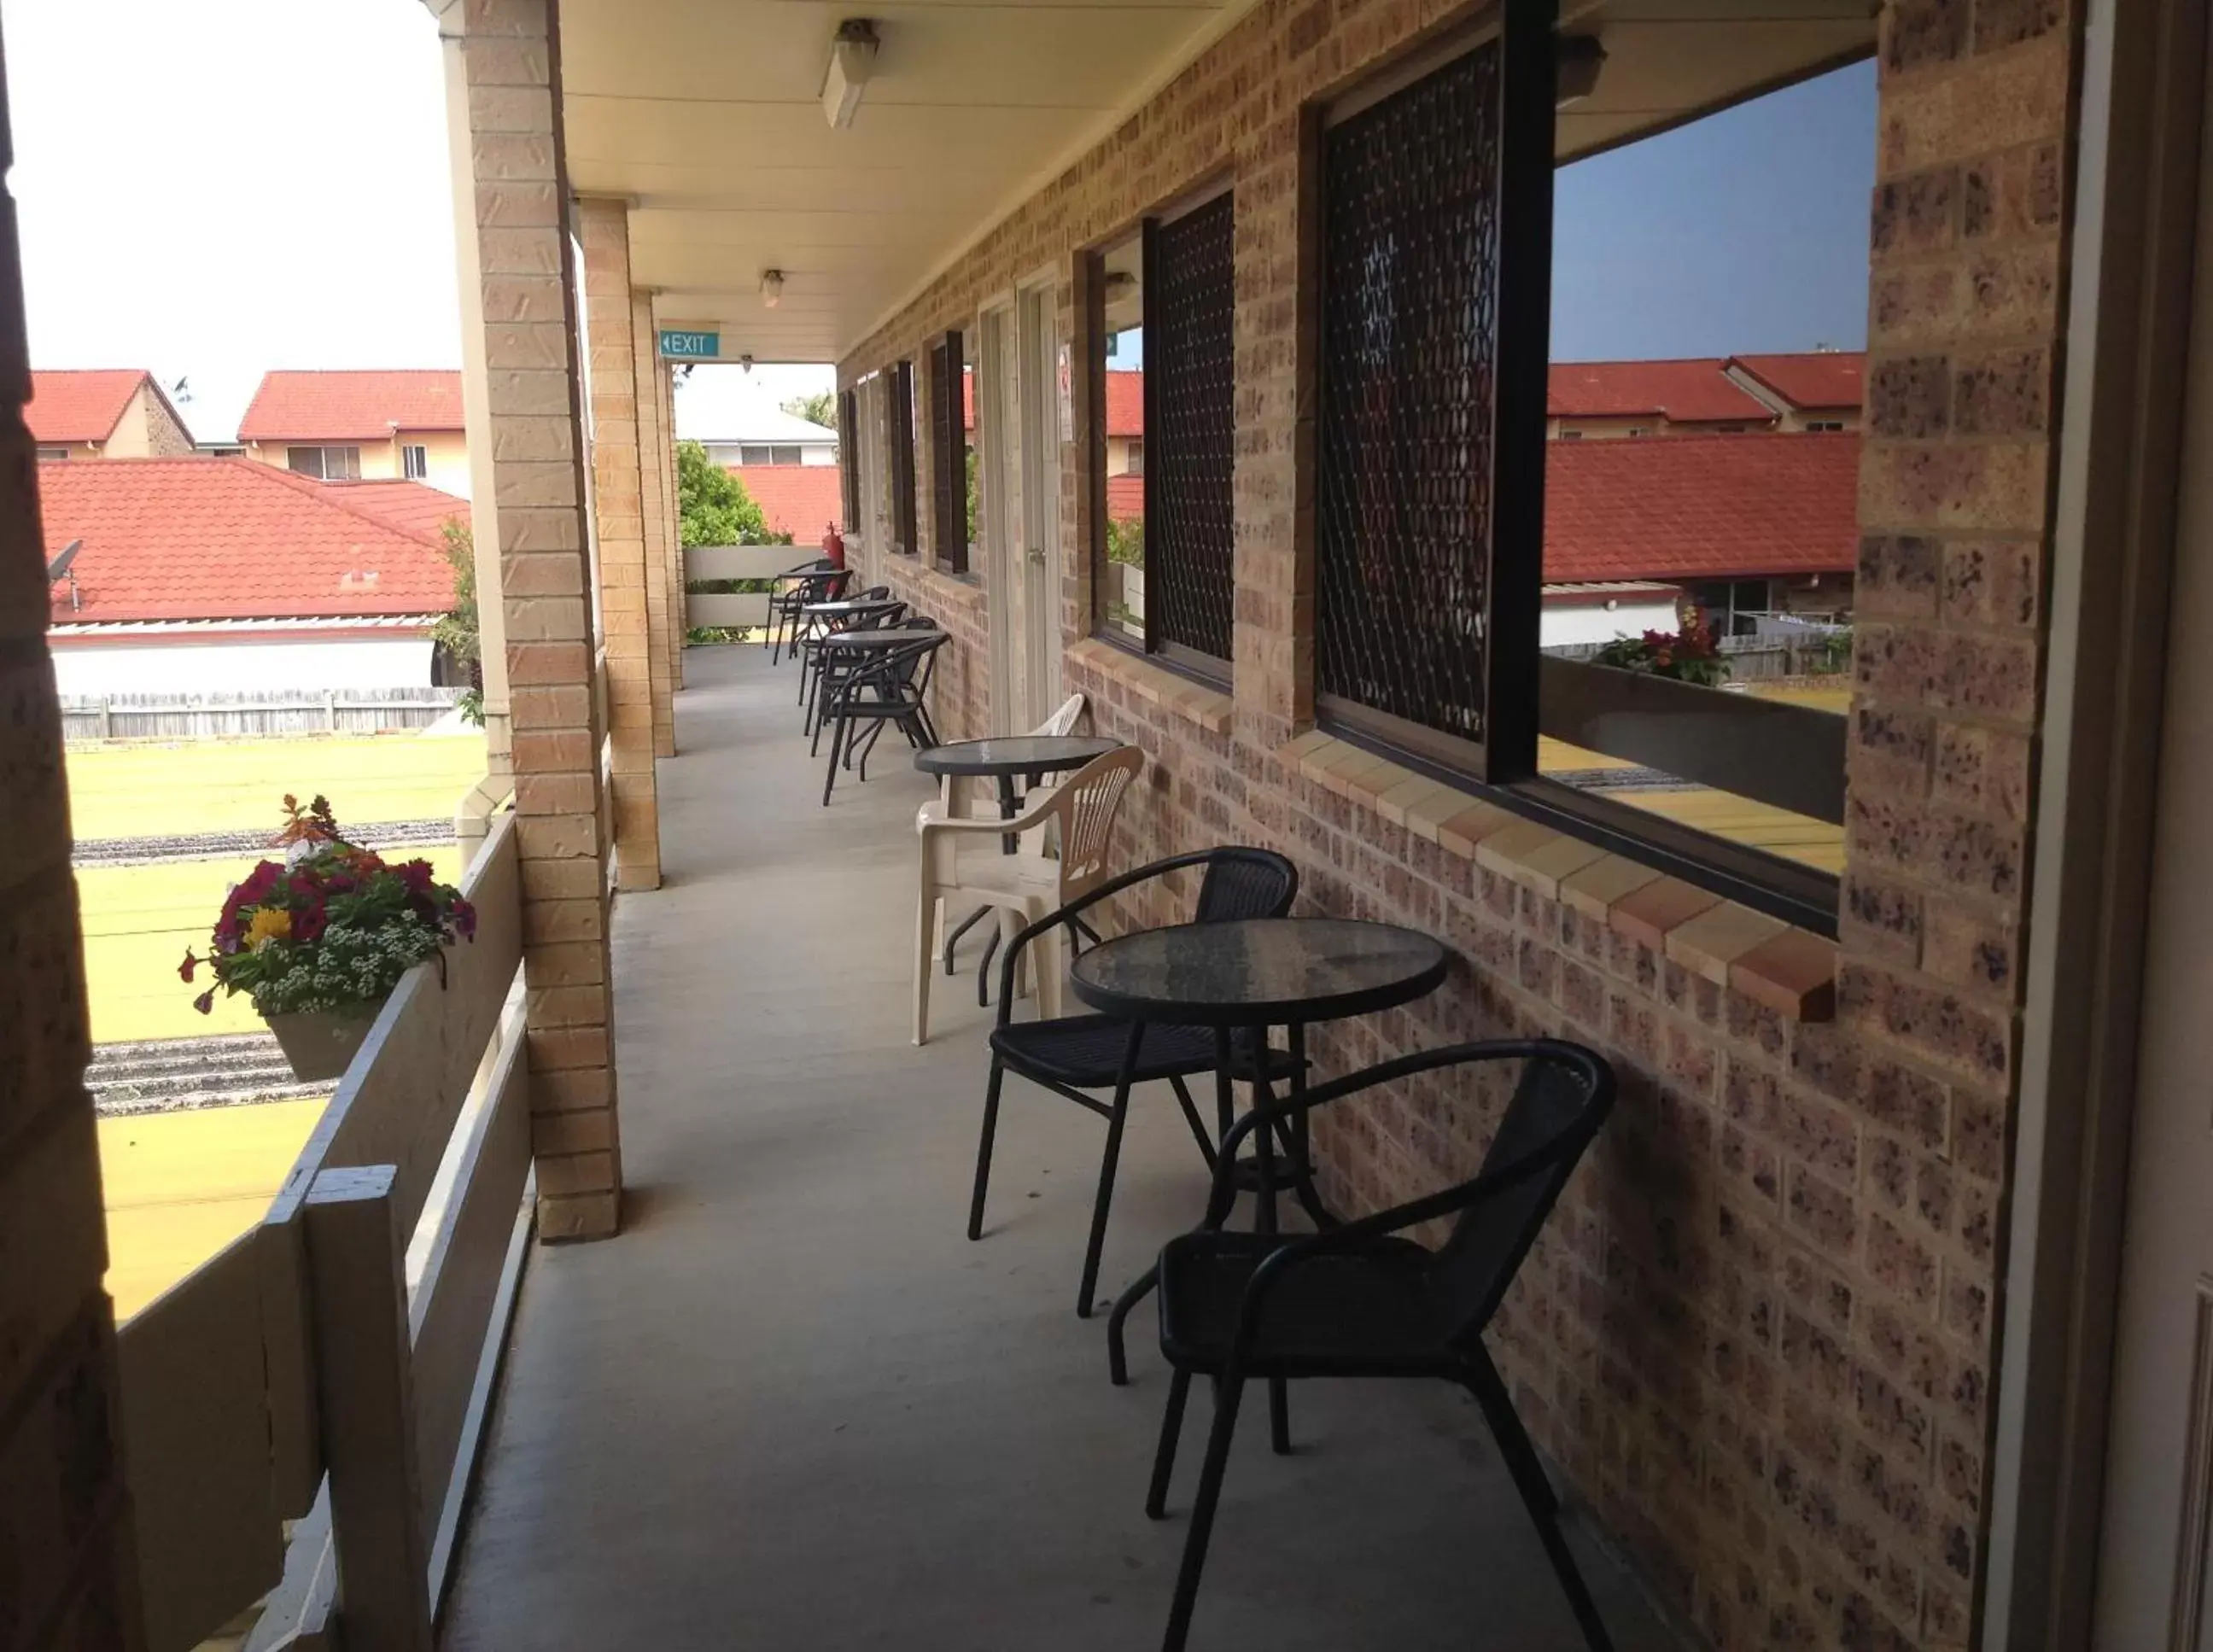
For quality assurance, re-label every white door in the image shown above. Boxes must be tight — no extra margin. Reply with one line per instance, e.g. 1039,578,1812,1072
1016,281,1064,729
978,302,1025,735
2096,29,2213,1643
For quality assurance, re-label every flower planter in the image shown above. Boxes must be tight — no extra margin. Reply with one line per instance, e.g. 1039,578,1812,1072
263,1007,382,1083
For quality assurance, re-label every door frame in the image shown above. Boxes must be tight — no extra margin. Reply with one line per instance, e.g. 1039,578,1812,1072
1015,266,1065,729
1982,0,2210,1643
977,295,1022,735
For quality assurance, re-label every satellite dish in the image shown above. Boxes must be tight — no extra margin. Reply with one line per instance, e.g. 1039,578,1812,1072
46,540,79,581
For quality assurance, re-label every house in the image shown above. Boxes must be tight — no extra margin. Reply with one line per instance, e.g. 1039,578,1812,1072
1542,429,1859,635
237,369,470,494
1726,350,1866,431
726,463,843,542
689,405,839,468
1546,357,1779,438
28,368,195,459
38,457,460,694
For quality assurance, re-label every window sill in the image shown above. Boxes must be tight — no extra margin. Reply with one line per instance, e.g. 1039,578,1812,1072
1279,729,1837,1023
1069,638,1233,736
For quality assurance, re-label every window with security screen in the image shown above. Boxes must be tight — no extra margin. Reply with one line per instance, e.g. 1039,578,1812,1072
1142,190,1235,673
1315,39,1515,769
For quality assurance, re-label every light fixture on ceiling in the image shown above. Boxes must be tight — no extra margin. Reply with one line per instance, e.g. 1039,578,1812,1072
761,269,785,309
740,354,756,375
1556,35,1605,106
822,20,879,130
1104,271,1137,299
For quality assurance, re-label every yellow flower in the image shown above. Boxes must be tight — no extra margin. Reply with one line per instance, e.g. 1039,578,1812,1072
246,908,293,948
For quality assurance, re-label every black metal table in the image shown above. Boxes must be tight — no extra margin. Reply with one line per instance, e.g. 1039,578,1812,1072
803,622,920,728
914,734,1123,999
802,596,902,622
1068,916,1450,1405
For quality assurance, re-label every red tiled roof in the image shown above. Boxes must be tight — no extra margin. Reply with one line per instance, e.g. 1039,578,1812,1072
1106,475,1143,521
238,370,465,441
1729,352,1865,412
1548,359,1775,425
28,370,151,444
961,368,1143,436
39,458,453,624
1544,432,1860,584
727,464,844,541
332,479,470,541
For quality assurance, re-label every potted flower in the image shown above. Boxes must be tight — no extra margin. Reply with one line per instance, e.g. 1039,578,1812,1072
181,794,476,1082
1591,607,1730,686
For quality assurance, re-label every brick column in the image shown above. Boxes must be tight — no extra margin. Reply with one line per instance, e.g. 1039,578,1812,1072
657,359,686,692
576,199,663,890
462,0,622,1240
631,296,676,757
0,51,147,1644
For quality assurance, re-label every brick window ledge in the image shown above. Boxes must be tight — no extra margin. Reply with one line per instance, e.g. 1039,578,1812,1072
1069,637,1233,735
1282,730,1837,1023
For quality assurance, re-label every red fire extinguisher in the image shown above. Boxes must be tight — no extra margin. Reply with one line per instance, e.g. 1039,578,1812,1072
822,521,846,569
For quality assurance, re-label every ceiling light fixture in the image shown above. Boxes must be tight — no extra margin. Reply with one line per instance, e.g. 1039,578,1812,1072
1556,35,1605,106
761,269,785,308
822,20,879,130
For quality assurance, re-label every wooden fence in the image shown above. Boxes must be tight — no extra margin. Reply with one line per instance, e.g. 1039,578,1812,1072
1544,631,1852,683
61,687,463,743
116,812,531,1652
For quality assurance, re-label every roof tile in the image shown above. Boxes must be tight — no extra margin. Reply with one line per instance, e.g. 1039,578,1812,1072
29,370,151,444
239,371,464,441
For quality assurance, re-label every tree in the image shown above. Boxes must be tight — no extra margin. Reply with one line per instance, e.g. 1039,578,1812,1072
783,391,837,432
429,517,487,725
677,439,774,546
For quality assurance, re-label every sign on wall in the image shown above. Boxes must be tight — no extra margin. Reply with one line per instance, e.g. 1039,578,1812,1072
657,329,721,361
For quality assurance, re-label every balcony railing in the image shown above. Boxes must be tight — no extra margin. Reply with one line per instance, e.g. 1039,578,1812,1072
683,542,808,633
115,809,531,1652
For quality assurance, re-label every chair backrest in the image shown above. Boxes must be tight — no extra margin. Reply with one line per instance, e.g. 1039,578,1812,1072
1031,692,1087,738
1422,1042,1614,1347
1191,847,1299,925
861,584,890,600
881,628,947,693
1036,745,1145,900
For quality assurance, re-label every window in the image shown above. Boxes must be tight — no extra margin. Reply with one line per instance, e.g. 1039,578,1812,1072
1312,10,1853,934
35,446,66,461
287,445,361,481
889,360,919,557
928,330,968,573
1806,418,1845,432
1090,188,1235,676
402,444,429,480
772,444,801,465
837,388,859,529
1124,438,1144,476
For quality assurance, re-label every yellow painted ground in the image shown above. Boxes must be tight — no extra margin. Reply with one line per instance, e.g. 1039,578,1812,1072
79,846,464,1044
67,732,488,841
100,1099,326,1321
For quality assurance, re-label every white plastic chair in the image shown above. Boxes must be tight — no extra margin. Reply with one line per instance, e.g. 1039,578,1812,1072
913,744,1143,1045
916,692,1089,829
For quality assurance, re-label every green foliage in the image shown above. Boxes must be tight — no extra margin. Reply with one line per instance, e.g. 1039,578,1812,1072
677,440,773,547
429,517,478,665
966,445,978,547
457,687,485,727
1812,626,1854,675
1106,515,1145,567
783,391,837,431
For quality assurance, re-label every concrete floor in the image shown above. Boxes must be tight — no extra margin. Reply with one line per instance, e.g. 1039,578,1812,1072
441,646,1680,1652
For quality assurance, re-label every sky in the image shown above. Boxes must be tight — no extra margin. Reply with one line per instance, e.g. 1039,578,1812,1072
0,5,1871,438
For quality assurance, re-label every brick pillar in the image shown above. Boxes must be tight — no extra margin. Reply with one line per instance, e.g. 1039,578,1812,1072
657,359,686,691
0,45,147,1646
462,0,622,1241
1824,3,2076,1637
576,199,662,890
632,297,676,757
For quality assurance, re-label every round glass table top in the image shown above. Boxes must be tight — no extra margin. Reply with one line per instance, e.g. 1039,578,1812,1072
803,596,900,615
914,735,1122,778
815,627,925,648
1068,917,1450,1027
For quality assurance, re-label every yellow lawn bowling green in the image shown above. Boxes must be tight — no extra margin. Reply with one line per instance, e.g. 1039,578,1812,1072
67,732,488,841
79,847,468,1045
101,1099,326,1322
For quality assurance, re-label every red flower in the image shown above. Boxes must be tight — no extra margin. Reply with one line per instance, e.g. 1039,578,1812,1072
294,897,330,943
192,989,216,1015
452,897,477,941
396,859,437,894
178,949,199,983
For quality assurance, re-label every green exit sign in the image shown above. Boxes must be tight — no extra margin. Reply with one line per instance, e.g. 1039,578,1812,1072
658,329,721,360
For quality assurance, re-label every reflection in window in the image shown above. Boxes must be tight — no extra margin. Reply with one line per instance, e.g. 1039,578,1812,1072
1099,228,1145,645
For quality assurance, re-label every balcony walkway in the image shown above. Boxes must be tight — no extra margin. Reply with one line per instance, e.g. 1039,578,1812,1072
441,645,1679,1652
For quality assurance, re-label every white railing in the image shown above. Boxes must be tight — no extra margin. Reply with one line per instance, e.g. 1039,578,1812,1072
116,811,532,1652
61,687,463,743
683,542,810,630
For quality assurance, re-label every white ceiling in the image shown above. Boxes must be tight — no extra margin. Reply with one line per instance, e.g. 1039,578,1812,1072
556,0,1872,365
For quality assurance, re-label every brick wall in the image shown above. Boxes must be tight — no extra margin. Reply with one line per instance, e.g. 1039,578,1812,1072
135,383,194,458
838,0,2079,1643
0,68,145,1650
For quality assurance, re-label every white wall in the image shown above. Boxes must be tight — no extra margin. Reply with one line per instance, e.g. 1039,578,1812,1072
51,636,436,696
1539,598,1681,648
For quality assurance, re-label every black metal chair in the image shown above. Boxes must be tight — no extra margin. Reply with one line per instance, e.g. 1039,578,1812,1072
1141,1038,1618,1652
766,561,848,664
818,625,945,805
799,587,898,725
968,848,1302,1318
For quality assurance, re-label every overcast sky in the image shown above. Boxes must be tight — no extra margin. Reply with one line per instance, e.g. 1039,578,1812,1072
1,3,1869,440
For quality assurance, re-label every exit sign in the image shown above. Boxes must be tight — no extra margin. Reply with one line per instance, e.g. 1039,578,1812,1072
657,329,721,360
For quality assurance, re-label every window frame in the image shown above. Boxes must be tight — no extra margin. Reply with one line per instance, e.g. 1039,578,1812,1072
402,443,429,481
286,444,361,481
1305,0,1844,937
889,360,920,557
928,330,969,574
837,388,860,530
